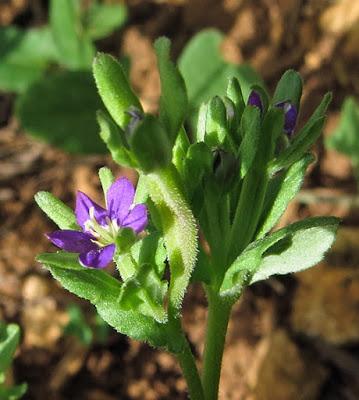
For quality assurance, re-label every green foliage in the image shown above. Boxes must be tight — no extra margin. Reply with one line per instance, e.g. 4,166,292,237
93,53,142,129
37,252,170,349
0,0,127,154
221,217,339,300
155,37,188,144
64,305,93,346
272,69,303,108
179,29,263,120
16,71,107,154
35,191,78,230
326,97,359,163
83,2,127,40
0,323,27,400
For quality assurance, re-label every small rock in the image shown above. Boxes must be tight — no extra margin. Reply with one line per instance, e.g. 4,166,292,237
291,263,359,345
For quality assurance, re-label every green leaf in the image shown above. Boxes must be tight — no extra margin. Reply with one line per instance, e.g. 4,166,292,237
50,0,94,69
272,69,303,108
326,97,359,161
0,26,58,93
130,115,172,172
256,153,314,238
0,323,20,374
37,252,169,348
119,263,168,323
0,383,27,400
97,110,137,167
93,52,142,130
221,217,339,299
154,37,188,144
179,29,262,115
16,71,106,154
172,128,190,178
269,93,332,173
205,96,229,147
35,191,78,230
98,167,114,201
146,166,198,314
238,106,261,178
83,3,127,40
64,305,93,346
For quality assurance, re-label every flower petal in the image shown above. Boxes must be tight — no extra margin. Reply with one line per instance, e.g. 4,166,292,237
79,244,115,269
122,204,148,233
75,191,107,230
46,230,97,253
106,177,135,222
247,90,263,112
275,102,297,136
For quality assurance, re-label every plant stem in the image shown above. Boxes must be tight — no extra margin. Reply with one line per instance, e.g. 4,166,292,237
202,287,232,400
175,337,205,400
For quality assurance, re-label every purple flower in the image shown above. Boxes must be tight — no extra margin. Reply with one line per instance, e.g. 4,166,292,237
46,178,148,269
275,101,297,136
247,90,263,112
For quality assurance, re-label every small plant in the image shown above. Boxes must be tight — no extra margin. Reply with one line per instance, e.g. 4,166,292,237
36,37,338,399
326,96,359,184
0,0,127,154
0,323,27,400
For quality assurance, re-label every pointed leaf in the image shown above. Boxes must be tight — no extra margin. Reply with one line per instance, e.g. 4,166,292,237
256,153,314,238
35,191,78,230
221,217,339,300
0,323,20,374
154,37,188,143
37,252,169,348
93,53,142,129
272,70,303,108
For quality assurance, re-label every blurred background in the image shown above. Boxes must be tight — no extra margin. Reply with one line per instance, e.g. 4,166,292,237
0,0,359,399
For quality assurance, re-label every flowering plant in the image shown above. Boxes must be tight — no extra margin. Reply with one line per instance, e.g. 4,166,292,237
36,37,339,399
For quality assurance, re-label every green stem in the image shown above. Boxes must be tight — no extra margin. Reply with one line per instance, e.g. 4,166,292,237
175,337,205,400
202,287,232,400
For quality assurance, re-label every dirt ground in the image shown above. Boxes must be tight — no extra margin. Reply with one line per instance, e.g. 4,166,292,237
1,1,359,399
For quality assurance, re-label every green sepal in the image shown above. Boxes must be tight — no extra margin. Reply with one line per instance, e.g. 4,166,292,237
272,69,303,109
256,153,314,238
37,252,169,349
154,37,188,144
98,167,114,202
172,128,190,178
248,84,269,112
184,142,213,196
221,216,339,301
269,93,331,173
196,102,208,142
205,96,229,148
115,228,137,253
93,52,142,129
118,263,168,323
238,106,261,178
97,110,137,167
35,191,79,230
130,115,172,172
226,77,245,118
0,323,20,374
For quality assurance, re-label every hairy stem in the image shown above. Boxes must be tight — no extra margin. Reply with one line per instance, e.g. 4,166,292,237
202,287,232,400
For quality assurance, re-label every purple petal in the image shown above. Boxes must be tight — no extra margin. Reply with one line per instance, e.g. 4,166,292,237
122,204,148,233
79,244,115,269
247,90,263,112
106,178,135,223
75,191,108,230
46,230,97,253
276,102,297,136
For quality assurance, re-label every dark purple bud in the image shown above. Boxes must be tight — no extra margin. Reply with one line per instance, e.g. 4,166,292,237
247,90,263,113
276,102,297,136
